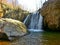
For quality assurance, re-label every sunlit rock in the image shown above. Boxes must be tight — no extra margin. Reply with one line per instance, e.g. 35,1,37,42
0,18,28,40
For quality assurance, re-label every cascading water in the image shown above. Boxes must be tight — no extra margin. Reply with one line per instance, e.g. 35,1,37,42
28,12,40,29
23,11,43,32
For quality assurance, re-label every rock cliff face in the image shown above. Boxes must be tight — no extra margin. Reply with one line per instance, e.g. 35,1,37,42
41,0,60,31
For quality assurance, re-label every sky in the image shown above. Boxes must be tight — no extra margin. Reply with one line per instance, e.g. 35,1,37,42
17,0,47,12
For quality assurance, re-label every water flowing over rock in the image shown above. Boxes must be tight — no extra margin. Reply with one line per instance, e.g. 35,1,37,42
0,18,28,40
41,0,60,31
24,11,43,32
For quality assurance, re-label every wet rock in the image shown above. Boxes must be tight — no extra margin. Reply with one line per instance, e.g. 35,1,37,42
0,18,28,40
41,0,60,31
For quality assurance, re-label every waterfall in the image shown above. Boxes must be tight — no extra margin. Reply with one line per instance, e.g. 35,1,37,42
28,12,40,29
23,11,43,32
38,14,43,29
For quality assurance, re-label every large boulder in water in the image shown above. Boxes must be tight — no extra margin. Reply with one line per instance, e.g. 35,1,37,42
0,18,28,40
40,0,60,31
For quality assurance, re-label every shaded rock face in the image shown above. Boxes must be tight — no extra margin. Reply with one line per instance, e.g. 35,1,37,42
41,0,60,31
0,18,28,40
0,32,9,40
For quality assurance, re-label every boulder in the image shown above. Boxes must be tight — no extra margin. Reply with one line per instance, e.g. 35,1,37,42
41,0,60,31
0,18,28,40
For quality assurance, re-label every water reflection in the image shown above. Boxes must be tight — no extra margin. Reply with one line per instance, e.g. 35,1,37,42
42,31,60,45
0,31,60,45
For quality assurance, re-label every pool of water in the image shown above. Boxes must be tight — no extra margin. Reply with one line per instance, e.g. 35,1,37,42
0,30,60,45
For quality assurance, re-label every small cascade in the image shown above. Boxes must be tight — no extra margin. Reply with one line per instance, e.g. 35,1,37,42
38,15,43,29
28,12,40,29
23,11,43,32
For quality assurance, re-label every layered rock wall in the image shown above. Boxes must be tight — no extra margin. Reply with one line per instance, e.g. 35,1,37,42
41,0,60,31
